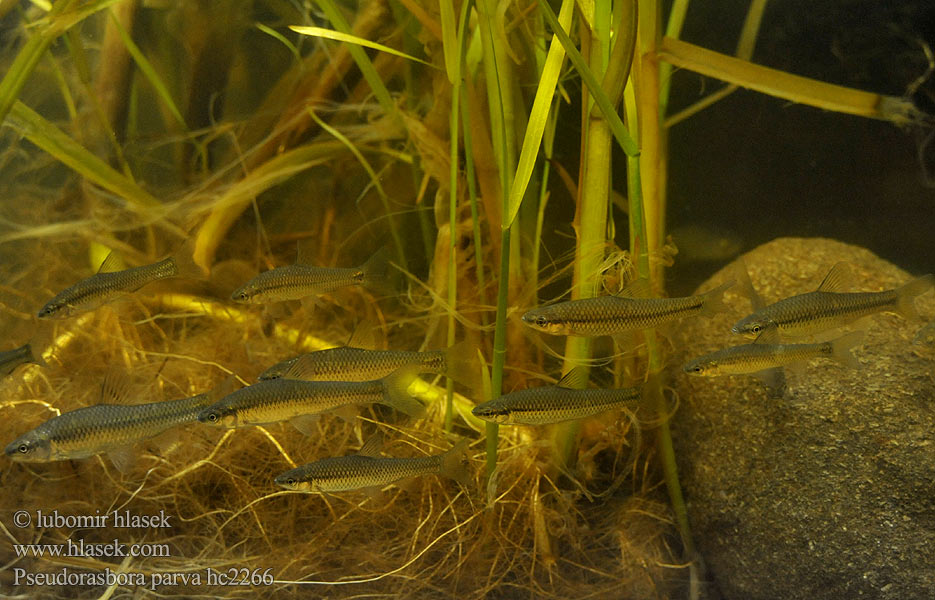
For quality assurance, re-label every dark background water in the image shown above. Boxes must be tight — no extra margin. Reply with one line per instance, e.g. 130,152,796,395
661,0,935,294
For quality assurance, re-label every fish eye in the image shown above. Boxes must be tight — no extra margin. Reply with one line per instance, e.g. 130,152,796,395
535,316,547,327
205,412,218,423
18,444,29,454
752,324,761,333
286,478,296,486
692,366,703,373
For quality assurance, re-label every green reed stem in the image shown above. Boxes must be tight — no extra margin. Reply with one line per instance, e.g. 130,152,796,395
477,0,515,477
535,0,638,157
461,88,488,326
444,0,473,432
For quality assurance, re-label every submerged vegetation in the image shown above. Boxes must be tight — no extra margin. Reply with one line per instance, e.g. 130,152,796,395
0,0,930,598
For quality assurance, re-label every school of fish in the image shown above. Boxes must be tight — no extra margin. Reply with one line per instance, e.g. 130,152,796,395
4,242,934,497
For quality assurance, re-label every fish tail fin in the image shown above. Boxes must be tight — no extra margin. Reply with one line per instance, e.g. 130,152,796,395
380,366,426,418
27,325,55,367
169,238,208,280
438,438,471,487
895,274,934,320
699,280,735,317
26,343,48,368
830,330,864,369
442,341,482,388
360,248,396,296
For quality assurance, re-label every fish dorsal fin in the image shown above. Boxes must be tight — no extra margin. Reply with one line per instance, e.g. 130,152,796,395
619,279,652,298
817,262,852,293
357,433,384,457
100,369,133,404
296,239,316,266
207,376,241,403
347,318,380,349
556,366,589,389
753,328,780,345
97,251,124,274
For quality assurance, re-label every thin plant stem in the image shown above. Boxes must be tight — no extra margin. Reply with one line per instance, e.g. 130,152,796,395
444,0,474,432
477,0,515,477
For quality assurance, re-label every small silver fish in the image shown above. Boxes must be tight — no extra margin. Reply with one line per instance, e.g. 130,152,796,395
471,368,640,425
5,392,215,464
197,367,424,429
38,244,202,319
231,249,390,304
0,343,45,377
732,264,934,338
274,438,470,493
259,341,477,386
683,330,864,377
522,280,733,337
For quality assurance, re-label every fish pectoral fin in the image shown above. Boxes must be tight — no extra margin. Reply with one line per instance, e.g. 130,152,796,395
816,262,853,293
753,328,780,345
106,447,136,474
290,414,320,436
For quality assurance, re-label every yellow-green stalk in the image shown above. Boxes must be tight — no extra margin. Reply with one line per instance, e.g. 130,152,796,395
444,0,475,432
476,0,518,477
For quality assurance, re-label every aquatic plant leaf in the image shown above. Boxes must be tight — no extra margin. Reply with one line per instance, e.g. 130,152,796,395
535,0,638,157
289,25,435,68
505,0,573,230
658,37,920,124
439,0,458,82
191,140,345,270
108,9,187,130
255,23,301,62
6,101,160,208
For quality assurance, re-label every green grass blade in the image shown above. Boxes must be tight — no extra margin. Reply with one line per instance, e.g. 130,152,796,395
37,0,123,36
192,141,346,270
505,0,573,229
6,101,160,209
306,108,406,277
290,25,436,68
108,9,187,130
535,0,638,156
0,12,62,125
444,0,474,432
256,23,301,62
439,0,458,82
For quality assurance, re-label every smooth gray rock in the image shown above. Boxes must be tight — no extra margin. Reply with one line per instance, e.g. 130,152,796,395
671,237,935,600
